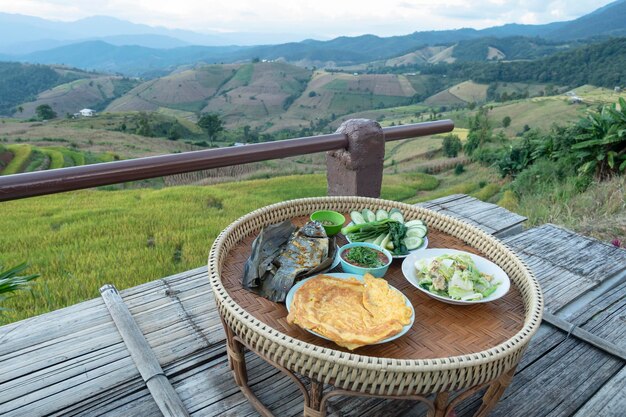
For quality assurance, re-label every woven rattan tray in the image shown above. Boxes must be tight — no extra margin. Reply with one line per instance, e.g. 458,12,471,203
208,197,543,395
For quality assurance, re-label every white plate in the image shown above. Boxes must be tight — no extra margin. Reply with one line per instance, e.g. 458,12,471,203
401,249,510,305
344,222,428,258
286,273,415,346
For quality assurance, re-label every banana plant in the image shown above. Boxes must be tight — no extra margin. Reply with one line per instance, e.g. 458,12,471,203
573,97,626,178
0,263,39,311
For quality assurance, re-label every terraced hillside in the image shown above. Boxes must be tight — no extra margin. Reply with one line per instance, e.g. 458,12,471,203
201,62,311,126
424,80,555,106
17,76,139,119
106,65,240,114
488,85,626,135
270,71,418,132
383,45,456,67
107,62,311,127
105,64,424,132
0,117,196,159
0,143,119,175
425,81,489,106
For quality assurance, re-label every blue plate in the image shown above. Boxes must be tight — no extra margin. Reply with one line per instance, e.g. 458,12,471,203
286,273,415,346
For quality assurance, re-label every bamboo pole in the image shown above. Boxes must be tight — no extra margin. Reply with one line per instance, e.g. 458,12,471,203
100,284,190,417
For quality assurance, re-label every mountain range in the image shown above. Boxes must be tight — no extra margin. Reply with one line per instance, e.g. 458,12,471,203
0,13,326,54
0,0,625,76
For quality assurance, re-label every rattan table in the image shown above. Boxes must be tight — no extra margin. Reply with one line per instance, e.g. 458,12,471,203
208,197,543,417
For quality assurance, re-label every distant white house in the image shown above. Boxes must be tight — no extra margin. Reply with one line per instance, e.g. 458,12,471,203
78,108,96,117
569,96,583,104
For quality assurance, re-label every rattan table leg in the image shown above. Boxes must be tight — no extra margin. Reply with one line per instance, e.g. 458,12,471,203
472,366,517,417
429,391,450,417
221,314,248,384
304,381,325,417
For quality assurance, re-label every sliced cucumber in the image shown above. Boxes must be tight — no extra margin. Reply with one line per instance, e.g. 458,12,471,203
404,236,424,250
389,208,404,223
373,233,386,246
375,209,389,221
406,227,427,238
412,224,428,234
404,219,424,228
361,209,376,223
380,233,392,250
350,211,366,225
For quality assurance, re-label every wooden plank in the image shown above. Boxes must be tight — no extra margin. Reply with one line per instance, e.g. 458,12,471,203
418,194,526,237
49,345,226,417
504,224,626,283
573,366,626,417
417,194,468,208
503,224,626,313
100,284,190,417
0,267,209,357
0,298,110,355
456,326,624,417
0,269,221,416
0,299,222,405
0,284,221,395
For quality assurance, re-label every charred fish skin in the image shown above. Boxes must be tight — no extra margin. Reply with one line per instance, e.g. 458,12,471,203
242,220,295,289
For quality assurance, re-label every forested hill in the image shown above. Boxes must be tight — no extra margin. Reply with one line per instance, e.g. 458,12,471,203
5,1,626,76
0,62,100,115
546,0,626,40
420,38,626,88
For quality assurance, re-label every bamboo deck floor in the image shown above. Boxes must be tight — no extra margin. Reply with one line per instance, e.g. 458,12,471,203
1,195,624,417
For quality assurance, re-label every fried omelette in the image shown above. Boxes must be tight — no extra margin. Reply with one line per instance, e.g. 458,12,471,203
287,273,413,350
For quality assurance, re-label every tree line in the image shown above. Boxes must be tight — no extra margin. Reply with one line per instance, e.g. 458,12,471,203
420,38,626,88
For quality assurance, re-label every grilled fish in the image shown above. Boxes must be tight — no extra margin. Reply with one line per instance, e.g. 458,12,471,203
242,221,334,303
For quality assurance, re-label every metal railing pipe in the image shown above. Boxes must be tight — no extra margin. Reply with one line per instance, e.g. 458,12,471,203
383,119,454,141
0,120,453,202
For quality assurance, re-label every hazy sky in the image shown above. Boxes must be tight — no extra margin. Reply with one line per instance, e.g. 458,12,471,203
0,0,616,38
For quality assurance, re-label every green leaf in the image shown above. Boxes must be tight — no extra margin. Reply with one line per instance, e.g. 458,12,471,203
608,151,616,169
572,138,608,149
0,262,40,298
579,160,596,175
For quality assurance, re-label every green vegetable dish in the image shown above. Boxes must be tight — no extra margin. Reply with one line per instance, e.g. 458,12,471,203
342,208,427,256
342,246,387,268
415,254,500,301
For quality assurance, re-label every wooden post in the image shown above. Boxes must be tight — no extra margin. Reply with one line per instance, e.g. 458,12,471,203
326,119,385,197
100,284,190,417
